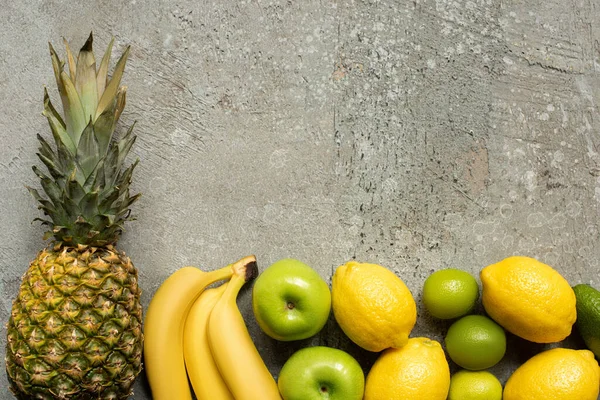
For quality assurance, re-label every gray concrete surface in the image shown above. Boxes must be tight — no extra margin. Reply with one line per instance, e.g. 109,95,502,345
1,0,600,398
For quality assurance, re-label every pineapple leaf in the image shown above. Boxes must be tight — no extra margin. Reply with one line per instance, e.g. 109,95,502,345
32,217,53,227
49,43,87,150
98,188,120,215
31,164,50,181
56,144,76,178
94,98,118,156
48,44,83,153
117,123,137,169
36,133,57,162
93,159,106,192
96,37,114,99
103,142,120,189
60,70,87,146
126,193,142,208
113,169,139,216
79,191,99,219
60,205,79,236
32,165,62,205
84,158,104,192
75,216,93,227
42,88,76,155
48,43,65,98
36,134,65,183
116,207,133,219
100,213,115,226
102,123,137,189
66,177,86,204
42,88,66,128
116,159,138,194
49,210,70,230
36,152,63,181
26,186,56,215
40,179,63,208
26,185,45,202
94,86,128,157
114,86,127,125
69,165,87,187
76,120,100,178
96,45,130,120
63,37,77,80
75,33,98,123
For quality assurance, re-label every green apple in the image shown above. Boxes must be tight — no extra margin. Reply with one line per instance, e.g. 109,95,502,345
278,346,365,400
252,258,331,341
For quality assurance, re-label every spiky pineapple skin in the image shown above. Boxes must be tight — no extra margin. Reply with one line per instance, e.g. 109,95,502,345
6,244,143,400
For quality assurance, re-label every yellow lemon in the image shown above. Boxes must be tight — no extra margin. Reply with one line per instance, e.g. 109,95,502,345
331,261,416,352
480,256,576,343
364,337,450,400
503,348,600,400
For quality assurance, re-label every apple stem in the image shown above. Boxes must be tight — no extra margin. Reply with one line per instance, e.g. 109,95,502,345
286,302,295,310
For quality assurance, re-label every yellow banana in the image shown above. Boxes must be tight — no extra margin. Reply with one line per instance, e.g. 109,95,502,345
208,255,281,400
144,264,234,400
183,282,234,400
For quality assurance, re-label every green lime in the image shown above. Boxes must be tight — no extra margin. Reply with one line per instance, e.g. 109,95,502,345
573,284,600,359
448,370,503,400
445,315,506,370
422,269,479,319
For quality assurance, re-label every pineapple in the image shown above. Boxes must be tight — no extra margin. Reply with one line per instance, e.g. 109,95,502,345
5,33,143,399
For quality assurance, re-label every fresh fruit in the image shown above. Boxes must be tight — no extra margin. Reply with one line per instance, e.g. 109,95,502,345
277,346,364,400
423,268,479,319
448,370,503,400
364,337,450,400
183,283,234,400
445,314,506,370
208,257,280,400
573,284,600,359
481,256,576,343
5,34,144,399
252,258,331,341
144,260,240,400
503,348,600,400
331,261,417,352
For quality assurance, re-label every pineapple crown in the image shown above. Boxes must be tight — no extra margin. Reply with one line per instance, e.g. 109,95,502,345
28,33,140,247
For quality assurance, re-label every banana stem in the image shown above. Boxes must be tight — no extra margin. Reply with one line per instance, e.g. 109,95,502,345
230,255,258,282
218,257,256,309
206,263,239,283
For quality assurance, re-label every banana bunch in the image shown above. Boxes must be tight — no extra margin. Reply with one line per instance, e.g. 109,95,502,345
143,255,281,400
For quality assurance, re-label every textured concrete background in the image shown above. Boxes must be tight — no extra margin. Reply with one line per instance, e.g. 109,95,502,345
1,0,600,398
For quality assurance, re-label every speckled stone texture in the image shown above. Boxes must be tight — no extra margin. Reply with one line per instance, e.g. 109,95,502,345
1,0,599,398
